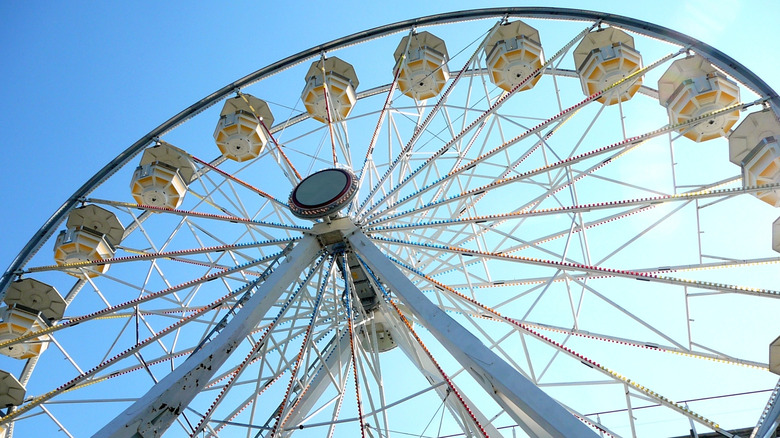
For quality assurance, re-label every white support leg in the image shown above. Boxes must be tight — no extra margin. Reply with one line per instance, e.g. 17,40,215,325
94,235,322,438
347,230,597,438
378,303,503,437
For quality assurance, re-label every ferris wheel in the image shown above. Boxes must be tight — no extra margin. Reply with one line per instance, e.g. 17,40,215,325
1,7,780,437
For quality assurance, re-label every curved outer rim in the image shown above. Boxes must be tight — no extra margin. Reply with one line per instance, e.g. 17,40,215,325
3,6,779,296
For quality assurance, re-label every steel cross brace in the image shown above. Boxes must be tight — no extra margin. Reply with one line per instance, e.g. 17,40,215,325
94,235,321,438
754,378,780,438
276,333,353,434
346,230,597,438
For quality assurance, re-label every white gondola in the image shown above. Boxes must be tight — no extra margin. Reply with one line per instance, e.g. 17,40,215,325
393,31,449,101
0,370,24,407
484,20,544,92
3,279,65,322
301,57,358,123
658,54,740,142
774,217,780,253
53,205,124,278
130,142,195,208
0,280,62,359
214,95,275,162
729,109,780,206
357,310,398,353
573,27,643,105
0,371,23,437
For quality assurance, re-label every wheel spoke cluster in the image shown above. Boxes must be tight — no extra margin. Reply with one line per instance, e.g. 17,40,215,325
1,8,779,438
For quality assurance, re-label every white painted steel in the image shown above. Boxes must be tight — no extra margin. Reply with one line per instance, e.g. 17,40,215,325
347,230,597,438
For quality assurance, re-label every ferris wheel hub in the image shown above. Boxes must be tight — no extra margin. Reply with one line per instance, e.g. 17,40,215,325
289,167,358,219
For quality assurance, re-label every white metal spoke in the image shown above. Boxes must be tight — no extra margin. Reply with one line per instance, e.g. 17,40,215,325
369,182,779,236
372,235,780,298
388,254,738,436
359,23,598,221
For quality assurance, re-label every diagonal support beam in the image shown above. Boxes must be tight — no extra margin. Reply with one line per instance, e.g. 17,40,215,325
346,230,597,438
754,378,780,438
379,304,503,437
94,235,321,438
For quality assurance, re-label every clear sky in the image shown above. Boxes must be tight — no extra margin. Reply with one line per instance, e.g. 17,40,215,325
1,1,780,436
1,0,778,268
